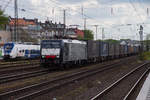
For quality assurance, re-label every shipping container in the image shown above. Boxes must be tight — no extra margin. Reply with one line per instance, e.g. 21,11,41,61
115,44,120,57
100,41,109,58
63,40,87,62
128,46,132,55
133,46,138,54
87,40,100,60
108,43,115,58
119,45,125,57
131,46,134,54
124,45,128,55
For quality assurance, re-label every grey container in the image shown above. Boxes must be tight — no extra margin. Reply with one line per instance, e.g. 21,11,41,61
108,43,115,57
63,42,87,62
133,46,138,54
115,44,120,56
120,45,125,56
87,40,100,59
100,41,109,57
124,45,128,55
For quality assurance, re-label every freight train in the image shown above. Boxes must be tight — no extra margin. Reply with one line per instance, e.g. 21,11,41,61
3,42,40,59
40,39,140,68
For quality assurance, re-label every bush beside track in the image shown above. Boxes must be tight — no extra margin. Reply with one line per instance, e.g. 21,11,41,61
139,52,150,60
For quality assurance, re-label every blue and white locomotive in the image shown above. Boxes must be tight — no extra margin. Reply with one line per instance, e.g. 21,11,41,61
3,42,40,59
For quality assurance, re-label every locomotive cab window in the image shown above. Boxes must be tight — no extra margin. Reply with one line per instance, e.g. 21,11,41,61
42,41,61,48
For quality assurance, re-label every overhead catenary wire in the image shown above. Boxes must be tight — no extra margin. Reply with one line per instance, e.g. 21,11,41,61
2,0,12,11
0,2,51,20
0,0,148,40
48,0,113,27
0,0,114,27
0,0,52,19
128,0,145,22
133,0,148,17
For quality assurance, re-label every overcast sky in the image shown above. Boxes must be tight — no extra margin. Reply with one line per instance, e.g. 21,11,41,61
0,0,150,40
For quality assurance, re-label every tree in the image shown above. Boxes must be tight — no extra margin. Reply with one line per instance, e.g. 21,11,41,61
83,30,94,40
104,39,120,44
0,9,9,30
145,34,150,51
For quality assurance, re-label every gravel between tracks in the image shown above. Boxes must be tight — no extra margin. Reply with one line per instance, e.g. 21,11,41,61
0,59,39,66
125,71,150,100
0,57,122,93
98,63,148,100
0,56,143,100
30,56,143,100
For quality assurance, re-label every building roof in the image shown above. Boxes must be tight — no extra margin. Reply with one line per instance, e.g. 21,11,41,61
66,28,84,38
9,18,36,26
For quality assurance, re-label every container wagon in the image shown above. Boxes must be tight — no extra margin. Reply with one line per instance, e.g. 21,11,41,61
100,41,109,61
108,43,115,59
87,40,100,62
119,45,124,57
115,44,120,58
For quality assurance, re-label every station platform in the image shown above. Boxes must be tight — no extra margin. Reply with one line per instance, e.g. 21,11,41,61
136,73,150,100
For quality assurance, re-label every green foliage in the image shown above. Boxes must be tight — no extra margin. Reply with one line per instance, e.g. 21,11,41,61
104,39,120,44
83,30,94,40
139,52,150,61
77,35,84,40
120,39,131,41
0,48,2,57
0,9,9,30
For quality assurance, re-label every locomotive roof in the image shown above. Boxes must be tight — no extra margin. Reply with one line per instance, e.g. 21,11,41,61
62,39,86,44
4,42,40,45
42,39,87,44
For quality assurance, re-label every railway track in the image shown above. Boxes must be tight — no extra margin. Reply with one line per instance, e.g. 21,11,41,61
0,65,41,75
0,57,137,100
0,69,49,84
0,59,39,66
123,68,149,100
0,62,40,70
91,62,150,100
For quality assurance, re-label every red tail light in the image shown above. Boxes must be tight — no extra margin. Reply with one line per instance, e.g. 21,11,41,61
45,55,56,59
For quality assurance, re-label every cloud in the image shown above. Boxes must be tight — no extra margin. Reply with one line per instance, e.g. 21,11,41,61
57,0,87,4
3,0,150,40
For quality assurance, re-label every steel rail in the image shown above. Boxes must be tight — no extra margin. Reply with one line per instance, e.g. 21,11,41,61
0,62,40,70
123,68,150,100
91,62,149,100
0,65,40,74
0,59,129,100
0,59,39,65
0,69,49,84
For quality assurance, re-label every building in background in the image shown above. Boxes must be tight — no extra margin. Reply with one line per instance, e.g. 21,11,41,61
7,17,41,42
0,31,11,46
65,28,84,38
120,39,140,46
4,17,84,43
40,21,65,39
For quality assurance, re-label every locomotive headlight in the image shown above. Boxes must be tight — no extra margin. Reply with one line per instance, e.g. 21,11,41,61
56,55,59,58
42,56,45,58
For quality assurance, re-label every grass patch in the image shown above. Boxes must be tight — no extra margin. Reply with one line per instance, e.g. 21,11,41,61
139,52,150,61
